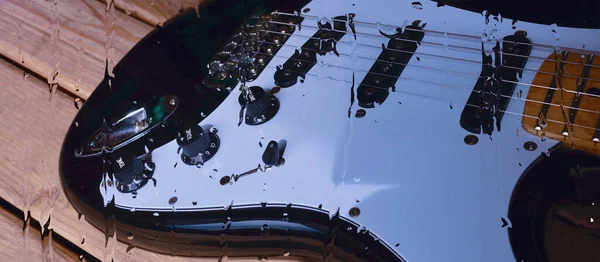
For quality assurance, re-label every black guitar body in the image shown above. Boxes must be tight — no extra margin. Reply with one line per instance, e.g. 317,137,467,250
59,0,400,260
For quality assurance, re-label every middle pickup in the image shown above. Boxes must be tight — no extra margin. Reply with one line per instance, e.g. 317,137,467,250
357,21,425,108
274,14,355,88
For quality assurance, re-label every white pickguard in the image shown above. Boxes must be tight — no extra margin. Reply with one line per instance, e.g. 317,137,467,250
100,0,600,261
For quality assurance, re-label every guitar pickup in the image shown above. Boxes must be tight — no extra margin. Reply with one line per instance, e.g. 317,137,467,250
460,32,531,135
357,21,425,108
273,14,355,88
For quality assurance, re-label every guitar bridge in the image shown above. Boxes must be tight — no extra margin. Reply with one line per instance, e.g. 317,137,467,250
204,10,304,90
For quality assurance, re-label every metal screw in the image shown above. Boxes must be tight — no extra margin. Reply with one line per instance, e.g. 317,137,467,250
270,86,281,94
349,207,361,217
169,98,176,106
303,8,310,13
524,141,537,151
168,196,178,205
464,135,479,145
355,109,366,118
220,176,231,185
276,158,285,167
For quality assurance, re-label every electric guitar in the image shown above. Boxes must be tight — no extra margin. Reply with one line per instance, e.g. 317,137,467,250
59,0,600,261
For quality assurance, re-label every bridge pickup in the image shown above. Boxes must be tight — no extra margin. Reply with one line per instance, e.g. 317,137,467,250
204,10,304,90
273,14,355,88
460,32,531,135
357,21,425,108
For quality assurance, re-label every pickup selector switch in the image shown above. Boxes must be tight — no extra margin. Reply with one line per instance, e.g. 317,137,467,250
177,125,220,166
238,86,280,125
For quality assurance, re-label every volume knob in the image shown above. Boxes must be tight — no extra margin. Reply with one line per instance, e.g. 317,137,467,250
239,86,280,125
111,152,154,193
177,125,220,166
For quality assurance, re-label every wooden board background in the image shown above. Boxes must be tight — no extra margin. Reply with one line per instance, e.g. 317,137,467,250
0,1,299,261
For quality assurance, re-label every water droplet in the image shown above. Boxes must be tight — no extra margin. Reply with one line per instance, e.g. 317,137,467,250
74,97,82,109
542,150,551,157
282,213,289,222
411,2,423,10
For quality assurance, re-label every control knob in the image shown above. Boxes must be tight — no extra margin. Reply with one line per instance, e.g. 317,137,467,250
177,125,220,166
238,86,280,125
110,152,154,193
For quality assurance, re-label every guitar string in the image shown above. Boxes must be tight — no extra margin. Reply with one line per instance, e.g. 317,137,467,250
255,62,600,136
254,37,600,102
261,24,600,82
272,11,600,59
266,20,600,75
253,50,600,118
267,19,600,72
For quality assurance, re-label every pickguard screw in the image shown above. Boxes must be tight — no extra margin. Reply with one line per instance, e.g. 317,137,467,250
524,141,537,151
464,135,479,145
355,109,366,118
168,196,178,205
169,98,176,106
220,176,231,185
349,207,361,218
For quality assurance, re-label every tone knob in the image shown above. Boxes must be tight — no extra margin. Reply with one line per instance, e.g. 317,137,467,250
110,152,154,193
177,125,220,166
238,86,280,125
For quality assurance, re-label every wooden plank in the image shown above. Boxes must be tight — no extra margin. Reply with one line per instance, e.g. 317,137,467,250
0,58,176,262
99,0,183,26
0,58,301,261
0,0,153,99
0,204,80,262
